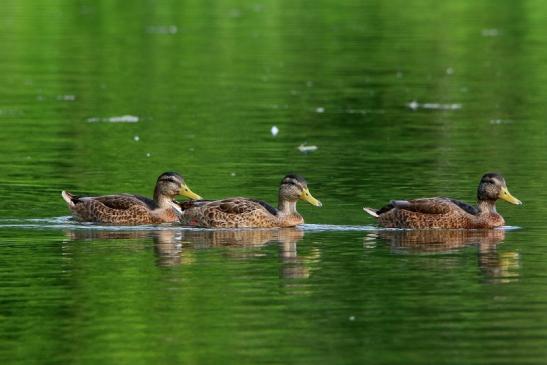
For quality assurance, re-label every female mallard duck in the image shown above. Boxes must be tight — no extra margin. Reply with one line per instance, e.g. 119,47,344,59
363,173,522,229
177,174,322,228
61,172,202,225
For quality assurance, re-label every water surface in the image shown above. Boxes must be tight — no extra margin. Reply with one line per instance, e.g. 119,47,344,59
2,0,547,364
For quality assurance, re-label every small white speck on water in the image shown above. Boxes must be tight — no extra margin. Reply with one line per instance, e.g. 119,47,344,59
146,153,151,157
482,28,499,37
146,25,178,34
407,101,461,111
446,67,454,75
133,135,140,142
88,115,139,123
109,115,139,123
316,107,325,113
229,8,241,17
271,125,279,136
57,95,76,101
490,119,512,125
408,100,419,110
298,144,318,153
349,316,355,321
230,172,236,176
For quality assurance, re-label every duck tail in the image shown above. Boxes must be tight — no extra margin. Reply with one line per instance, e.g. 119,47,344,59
363,207,379,218
61,191,77,207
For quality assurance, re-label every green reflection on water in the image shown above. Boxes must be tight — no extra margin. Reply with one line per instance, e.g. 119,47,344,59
2,0,547,364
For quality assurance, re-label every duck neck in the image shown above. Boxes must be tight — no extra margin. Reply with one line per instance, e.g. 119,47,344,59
477,199,497,214
278,199,298,216
154,187,174,209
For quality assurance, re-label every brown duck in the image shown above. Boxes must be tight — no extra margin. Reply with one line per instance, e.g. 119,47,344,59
61,172,202,225
177,174,322,228
363,173,522,229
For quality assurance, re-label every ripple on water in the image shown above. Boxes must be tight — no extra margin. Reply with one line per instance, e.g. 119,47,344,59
0,218,520,233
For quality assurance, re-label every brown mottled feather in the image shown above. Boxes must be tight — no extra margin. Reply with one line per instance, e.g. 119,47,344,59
364,173,521,229
374,197,503,229
67,196,179,225
61,171,197,225
179,197,302,228
177,174,321,228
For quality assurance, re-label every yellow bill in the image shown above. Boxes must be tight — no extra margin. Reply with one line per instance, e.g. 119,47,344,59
300,188,322,207
499,186,522,205
180,184,202,200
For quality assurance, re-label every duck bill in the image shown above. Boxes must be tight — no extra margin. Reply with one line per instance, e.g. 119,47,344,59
180,184,202,200
300,188,322,207
499,187,522,205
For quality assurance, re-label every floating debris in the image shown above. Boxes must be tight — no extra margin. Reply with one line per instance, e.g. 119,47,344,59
133,135,140,142
490,119,512,125
146,153,151,157
482,29,499,37
230,172,236,177
87,115,139,123
271,125,279,136
57,95,76,101
346,109,367,115
316,107,325,113
146,25,178,34
109,115,139,123
446,67,454,75
298,144,318,153
407,101,461,111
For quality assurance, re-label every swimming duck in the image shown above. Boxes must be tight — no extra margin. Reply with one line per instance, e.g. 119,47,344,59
61,172,202,225
363,173,522,229
177,174,322,228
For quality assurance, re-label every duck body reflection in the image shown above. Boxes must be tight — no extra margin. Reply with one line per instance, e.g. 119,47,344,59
367,229,519,283
65,227,311,277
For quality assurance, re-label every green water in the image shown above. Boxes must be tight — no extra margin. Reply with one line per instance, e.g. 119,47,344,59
2,0,547,364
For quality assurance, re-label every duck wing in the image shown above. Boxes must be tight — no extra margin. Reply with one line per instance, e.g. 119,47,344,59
248,199,278,216
378,197,469,215
444,198,479,215
180,198,276,215
176,199,213,210
208,198,269,215
87,194,153,210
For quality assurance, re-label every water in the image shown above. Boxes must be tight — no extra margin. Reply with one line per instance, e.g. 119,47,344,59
2,0,547,363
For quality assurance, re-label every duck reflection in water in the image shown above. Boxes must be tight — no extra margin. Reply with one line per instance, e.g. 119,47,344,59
365,229,519,283
65,228,312,277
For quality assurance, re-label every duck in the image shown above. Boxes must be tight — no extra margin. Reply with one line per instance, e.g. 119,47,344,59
61,171,202,225
177,174,322,228
363,172,522,229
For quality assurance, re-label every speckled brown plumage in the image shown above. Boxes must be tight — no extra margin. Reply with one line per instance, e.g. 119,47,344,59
363,173,522,229
61,172,202,225
178,174,322,228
